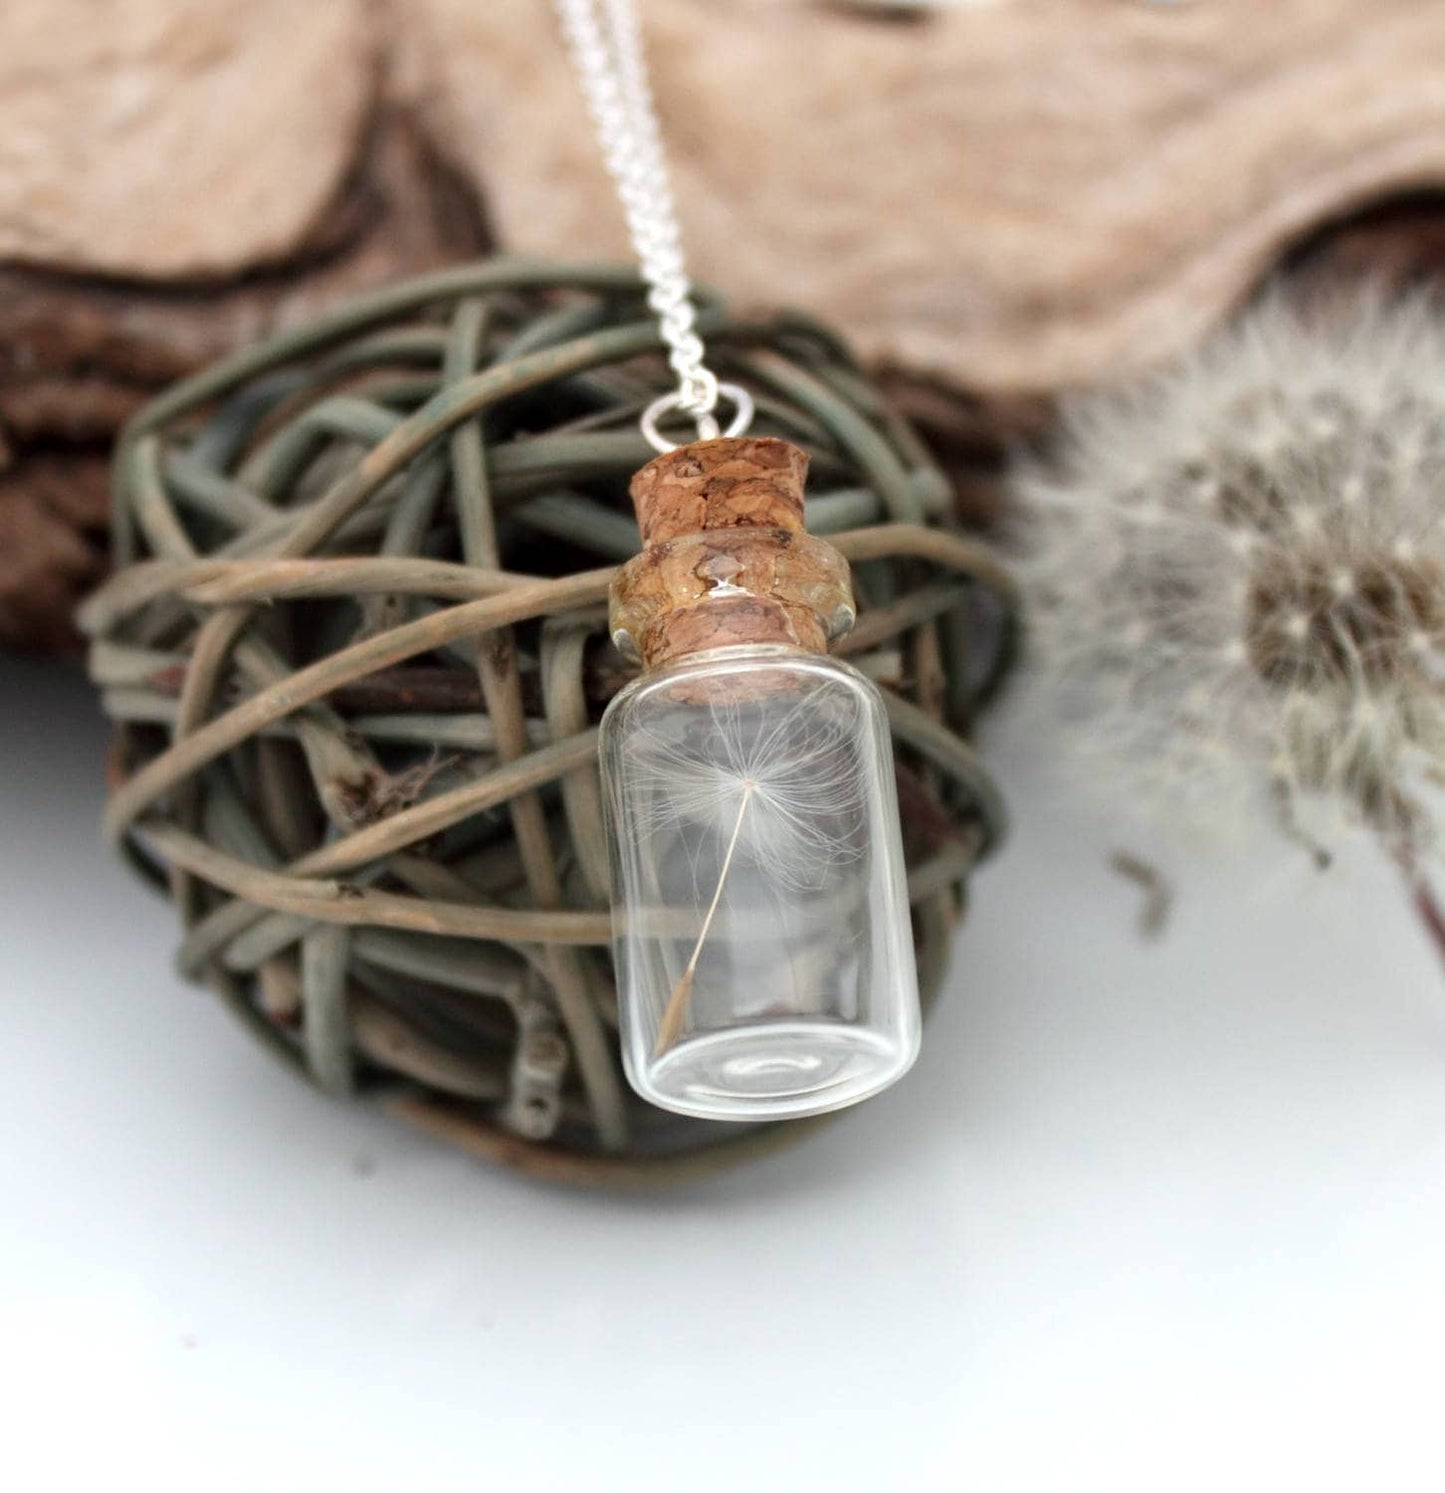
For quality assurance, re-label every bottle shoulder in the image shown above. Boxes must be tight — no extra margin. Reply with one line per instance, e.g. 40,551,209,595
600,645,886,735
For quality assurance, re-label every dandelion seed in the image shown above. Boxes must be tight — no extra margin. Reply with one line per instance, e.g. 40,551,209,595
654,781,755,1056
624,693,869,1051
627,695,868,896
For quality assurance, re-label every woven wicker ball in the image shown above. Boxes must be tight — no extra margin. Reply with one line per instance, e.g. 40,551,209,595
83,259,1017,1185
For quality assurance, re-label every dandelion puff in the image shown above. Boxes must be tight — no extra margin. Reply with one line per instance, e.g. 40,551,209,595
1016,287,1445,961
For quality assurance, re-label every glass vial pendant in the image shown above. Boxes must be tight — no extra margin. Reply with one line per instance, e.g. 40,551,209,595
600,437,921,1121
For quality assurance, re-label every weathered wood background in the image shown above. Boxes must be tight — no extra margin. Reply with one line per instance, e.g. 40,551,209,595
5,0,1445,649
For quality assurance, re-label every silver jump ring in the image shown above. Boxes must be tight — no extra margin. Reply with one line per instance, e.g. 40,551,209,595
640,382,755,455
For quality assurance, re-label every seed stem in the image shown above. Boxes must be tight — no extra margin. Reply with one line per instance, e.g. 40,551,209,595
1408,871,1445,972
654,782,755,1056
1388,836,1445,976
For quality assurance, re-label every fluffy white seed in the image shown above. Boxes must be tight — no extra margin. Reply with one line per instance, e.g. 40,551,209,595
1017,290,1445,861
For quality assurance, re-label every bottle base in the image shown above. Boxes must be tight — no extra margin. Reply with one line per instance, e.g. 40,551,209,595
631,1021,918,1122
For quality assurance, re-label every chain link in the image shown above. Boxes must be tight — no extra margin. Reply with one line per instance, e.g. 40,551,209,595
553,0,751,449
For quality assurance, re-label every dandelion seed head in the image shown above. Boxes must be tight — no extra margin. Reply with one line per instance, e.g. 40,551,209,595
1017,289,1445,862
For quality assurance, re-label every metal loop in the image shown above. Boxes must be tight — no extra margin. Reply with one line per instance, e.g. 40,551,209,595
640,382,755,454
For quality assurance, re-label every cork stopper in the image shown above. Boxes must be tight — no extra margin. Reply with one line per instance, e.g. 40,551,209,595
610,437,855,671
629,436,809,544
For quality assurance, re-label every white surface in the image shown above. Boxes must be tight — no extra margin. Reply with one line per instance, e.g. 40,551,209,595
5,654,1444,1491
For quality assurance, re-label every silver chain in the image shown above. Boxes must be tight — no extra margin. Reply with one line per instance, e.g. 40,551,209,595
553,0,753,452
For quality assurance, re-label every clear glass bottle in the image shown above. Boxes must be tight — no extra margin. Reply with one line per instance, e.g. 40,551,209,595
601,645,920,1121
600,435,921,1122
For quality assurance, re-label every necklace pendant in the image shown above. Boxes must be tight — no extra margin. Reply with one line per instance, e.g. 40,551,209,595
600,437,921,1121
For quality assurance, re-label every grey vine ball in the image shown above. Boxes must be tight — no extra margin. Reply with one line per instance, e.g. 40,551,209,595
1018,290,1445,867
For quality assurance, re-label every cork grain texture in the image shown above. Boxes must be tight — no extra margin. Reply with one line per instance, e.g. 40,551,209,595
612,437,853,669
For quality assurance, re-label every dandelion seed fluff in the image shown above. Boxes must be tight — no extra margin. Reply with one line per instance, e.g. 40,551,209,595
1019,290,1445,861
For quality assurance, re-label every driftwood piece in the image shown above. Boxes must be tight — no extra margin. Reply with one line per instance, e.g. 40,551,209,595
0,0,489,652
18,0,1445,397
0,0,371,275
408,0,1445,392
7,0,1445,651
